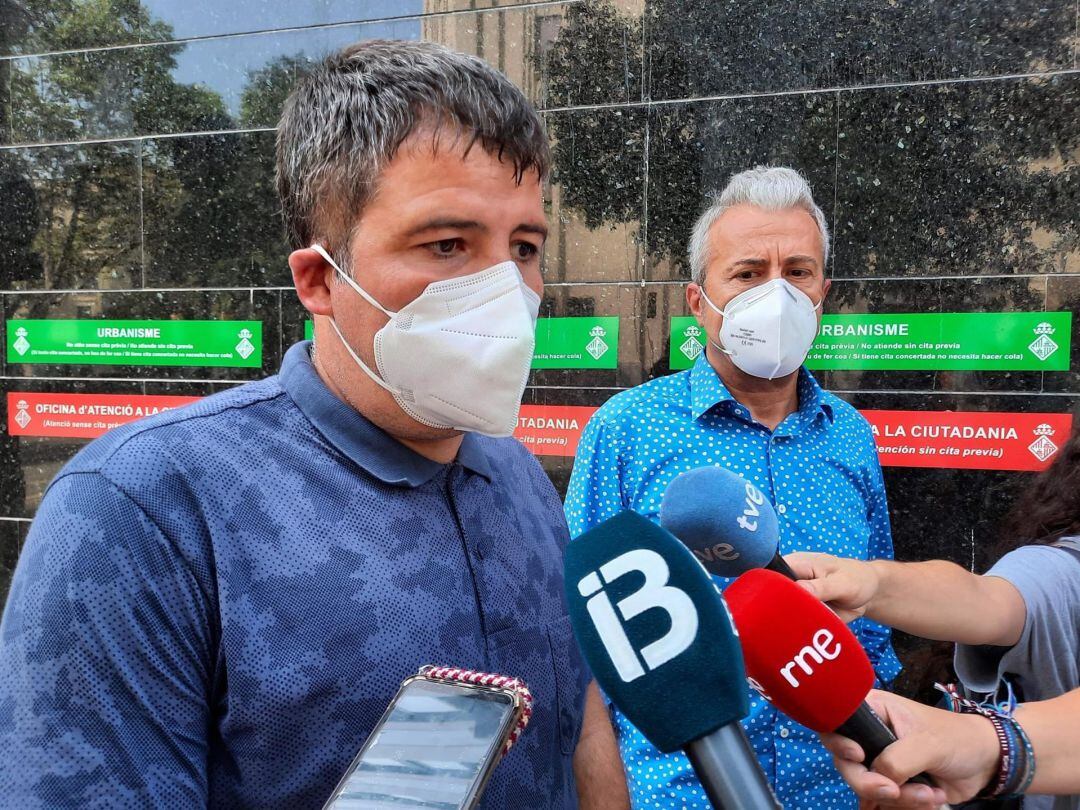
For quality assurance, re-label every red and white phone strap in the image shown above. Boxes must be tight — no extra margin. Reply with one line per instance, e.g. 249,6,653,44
422,666,534,759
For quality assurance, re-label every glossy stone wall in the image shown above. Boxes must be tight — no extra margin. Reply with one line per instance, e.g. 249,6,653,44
1,0,1078,699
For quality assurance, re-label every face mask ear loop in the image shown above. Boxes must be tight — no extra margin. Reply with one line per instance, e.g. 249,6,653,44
326,316,401,397
697,284,734,357
310,243,396,319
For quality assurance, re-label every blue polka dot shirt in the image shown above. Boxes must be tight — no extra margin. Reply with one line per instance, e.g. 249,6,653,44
564,356,901,810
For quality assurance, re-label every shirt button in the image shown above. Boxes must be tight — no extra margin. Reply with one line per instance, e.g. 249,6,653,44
779,726,790,739
777,504,787,514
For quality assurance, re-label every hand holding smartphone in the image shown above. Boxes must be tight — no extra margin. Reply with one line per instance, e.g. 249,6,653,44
324,666,532,810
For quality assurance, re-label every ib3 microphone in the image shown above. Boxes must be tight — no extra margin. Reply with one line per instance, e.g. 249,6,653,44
725,569,931,785
660,466,797,579
564,511,779,809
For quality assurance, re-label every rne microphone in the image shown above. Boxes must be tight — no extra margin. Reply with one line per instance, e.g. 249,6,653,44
660,466,796,579
564,511,779,810
724,568,931,785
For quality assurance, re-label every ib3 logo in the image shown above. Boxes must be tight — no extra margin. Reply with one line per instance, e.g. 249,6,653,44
577,550,699,683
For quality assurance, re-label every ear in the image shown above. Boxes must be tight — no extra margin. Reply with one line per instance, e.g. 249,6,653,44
822,277,832,303
686,282,707,328
290,247,336,317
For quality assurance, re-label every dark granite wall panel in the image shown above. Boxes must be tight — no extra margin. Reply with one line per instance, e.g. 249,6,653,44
641,0,1075,101
846,390,1080,565
142,131,287,288
0,142,142,290
1045,274,1080,394
644,94,838,281
542,106,648,283
841,387,1079,699
2,0,1078,704
834,74,1080,278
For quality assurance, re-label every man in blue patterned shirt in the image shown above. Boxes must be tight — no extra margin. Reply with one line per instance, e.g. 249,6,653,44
565,166,900,809
0,41,627,809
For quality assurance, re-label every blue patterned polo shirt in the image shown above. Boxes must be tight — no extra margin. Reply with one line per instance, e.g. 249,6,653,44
0,341,588,809
565,355,900,810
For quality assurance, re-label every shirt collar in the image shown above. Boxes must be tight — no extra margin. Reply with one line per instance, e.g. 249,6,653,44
689,354,737,420
688,354,835,427
279,341,494,487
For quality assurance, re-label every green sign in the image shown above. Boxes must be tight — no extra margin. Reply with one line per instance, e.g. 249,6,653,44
669,316,706,370
533,317,619,369
7,319,263,367
806,312,1072,371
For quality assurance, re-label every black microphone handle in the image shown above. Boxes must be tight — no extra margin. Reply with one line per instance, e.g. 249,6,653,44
684,722,781,810
765,553,798,580
835,702,933,787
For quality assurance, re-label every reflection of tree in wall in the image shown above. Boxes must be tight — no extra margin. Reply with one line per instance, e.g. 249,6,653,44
138,58,312,298
545,0,1078,279
1,0,309,317
2,0,189,299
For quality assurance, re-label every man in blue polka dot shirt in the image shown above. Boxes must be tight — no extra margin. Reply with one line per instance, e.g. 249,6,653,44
565,166,900,809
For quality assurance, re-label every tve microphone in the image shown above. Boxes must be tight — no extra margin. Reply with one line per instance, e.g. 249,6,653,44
660,466,796,579
565,511,779,809
725,568,929,783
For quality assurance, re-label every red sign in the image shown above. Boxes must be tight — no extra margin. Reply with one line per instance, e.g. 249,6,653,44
514,405,597,457
7,392,201,439
862,410,1074,472
8,389,1073,475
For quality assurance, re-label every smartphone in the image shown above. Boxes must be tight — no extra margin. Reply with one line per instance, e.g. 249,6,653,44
323,669,525,810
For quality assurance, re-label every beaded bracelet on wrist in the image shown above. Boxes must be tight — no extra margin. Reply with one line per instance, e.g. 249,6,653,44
935,682,1036,800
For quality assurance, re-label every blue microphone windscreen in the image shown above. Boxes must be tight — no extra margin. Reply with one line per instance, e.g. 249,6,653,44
564,511,749,752
660,466,779,577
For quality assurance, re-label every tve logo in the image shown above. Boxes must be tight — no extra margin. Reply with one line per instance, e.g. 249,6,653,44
577,549,699,682
693,542,739,565
779,629,841,687
737,481,766,532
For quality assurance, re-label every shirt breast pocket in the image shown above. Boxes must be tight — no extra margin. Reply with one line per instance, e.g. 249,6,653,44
488,615,588,759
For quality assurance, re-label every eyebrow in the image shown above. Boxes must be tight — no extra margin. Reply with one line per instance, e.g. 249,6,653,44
728,255,820,270
516,223,549,241
729,258,768,270
403,218,487,239
402,218,548,241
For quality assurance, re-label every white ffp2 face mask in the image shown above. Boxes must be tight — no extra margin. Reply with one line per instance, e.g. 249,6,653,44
700,278,822,380
311,245,540,438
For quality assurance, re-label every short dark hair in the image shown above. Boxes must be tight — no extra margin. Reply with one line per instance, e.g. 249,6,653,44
276,39,550,258
995,416,1080,561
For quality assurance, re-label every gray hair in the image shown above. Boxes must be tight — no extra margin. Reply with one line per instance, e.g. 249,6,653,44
687,166,831,285
276,39,550,260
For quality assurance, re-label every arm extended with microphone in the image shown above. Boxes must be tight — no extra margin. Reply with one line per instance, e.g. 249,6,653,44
564,511,780,810
660,466,930,783
726,569,931,778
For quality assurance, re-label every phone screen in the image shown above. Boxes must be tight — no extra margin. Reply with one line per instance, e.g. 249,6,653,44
326,678,516,810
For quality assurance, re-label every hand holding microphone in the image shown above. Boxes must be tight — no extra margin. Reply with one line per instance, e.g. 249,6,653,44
822,689,997,808
659,467,935,790
785,551,883,623
724,569,933,786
